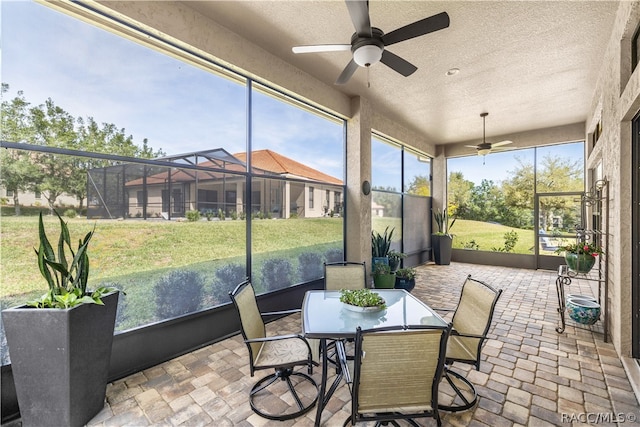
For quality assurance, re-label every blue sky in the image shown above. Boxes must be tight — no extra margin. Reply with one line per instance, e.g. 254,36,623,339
2,1,583,186
2,1,344,179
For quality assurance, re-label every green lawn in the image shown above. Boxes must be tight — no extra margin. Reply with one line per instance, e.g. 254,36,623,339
0,215,343,298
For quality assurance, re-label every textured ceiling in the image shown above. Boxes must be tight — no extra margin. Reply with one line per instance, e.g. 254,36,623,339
183,0,619,147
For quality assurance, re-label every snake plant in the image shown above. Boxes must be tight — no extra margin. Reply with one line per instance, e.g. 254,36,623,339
27,211,114,308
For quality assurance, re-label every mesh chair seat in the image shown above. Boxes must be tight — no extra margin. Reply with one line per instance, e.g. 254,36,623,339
255,336,315,368
230,280,319,421
445,335,476,362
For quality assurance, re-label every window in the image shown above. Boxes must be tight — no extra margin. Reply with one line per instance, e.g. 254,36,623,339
0,0,346,357
309,186,315,209
633,21,640,73
5,190,13,197
34,190,41,199
371,135,432,263
447,142,584,254
136,191,145,207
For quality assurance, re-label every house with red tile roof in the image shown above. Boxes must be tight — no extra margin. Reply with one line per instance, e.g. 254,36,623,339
88,149,343,220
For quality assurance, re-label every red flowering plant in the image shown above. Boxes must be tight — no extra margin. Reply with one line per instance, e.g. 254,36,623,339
555,241,604,257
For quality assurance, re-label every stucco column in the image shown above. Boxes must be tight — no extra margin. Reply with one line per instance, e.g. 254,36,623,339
346,97,372,270
431,145,447,211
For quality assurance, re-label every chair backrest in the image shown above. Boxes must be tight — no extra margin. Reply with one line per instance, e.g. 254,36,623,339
350,324,451,420
324,261,367,290
450,275,502,363
229,280,265,367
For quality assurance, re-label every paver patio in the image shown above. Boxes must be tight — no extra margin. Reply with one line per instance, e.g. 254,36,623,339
84,262,639,427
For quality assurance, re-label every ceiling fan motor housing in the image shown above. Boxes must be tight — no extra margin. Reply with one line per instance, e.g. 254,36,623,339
351,28,384,67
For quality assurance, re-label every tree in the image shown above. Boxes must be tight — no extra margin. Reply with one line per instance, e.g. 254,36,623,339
1,85,164,213
406,175,430,196
0,85,41,215
502,154,583,231
30,98,77,212
447,171,474,218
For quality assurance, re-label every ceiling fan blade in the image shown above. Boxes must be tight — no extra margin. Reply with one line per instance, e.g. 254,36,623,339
345,0,371,36
336,59,359,85
492,140,514,147
292,44,351,54
380,50,417,77
464,145,479,148
382,11,450,46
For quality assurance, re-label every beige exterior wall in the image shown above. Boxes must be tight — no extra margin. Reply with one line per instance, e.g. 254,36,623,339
586,1,640,359
0,186,78,209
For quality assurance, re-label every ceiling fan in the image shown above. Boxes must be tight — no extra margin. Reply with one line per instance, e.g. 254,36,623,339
466,112,514,157
291,0,449,85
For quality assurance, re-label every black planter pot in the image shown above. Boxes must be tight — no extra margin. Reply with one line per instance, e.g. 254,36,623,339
394,277,415,292
2,291,119,427
432,234,453,265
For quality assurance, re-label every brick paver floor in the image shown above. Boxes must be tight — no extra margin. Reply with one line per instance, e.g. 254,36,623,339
83,262,639,426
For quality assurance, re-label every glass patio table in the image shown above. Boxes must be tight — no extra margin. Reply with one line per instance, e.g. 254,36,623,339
302,289,447,426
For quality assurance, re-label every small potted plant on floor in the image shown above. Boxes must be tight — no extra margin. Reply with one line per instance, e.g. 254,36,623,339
372,262,395,289
387,250,405,273
432,207,456,265
2,211,119,427
394,267,416,292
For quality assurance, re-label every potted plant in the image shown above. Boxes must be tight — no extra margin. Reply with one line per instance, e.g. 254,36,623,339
339,288,386,309
372,262,395,289
371,226,394,270
394,267,416,292
431,207,456,265
2,211,119,427
387,250,405,273
555,241,603,274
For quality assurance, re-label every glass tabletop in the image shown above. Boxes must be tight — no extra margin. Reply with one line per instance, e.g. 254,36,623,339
302,289,447,339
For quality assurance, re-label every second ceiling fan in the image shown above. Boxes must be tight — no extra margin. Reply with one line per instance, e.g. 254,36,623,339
292,0,450,85
466,112,514,157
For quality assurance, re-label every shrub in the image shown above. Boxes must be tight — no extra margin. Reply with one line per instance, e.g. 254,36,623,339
205,211,214,221
213,263,246,303
261,258,292,291
297,252,323,282
492,230,519,253
324,247,344,263
217,209,225,221
154,270,203,319
185,210,201,222
463,239,480,250
63,209,77,218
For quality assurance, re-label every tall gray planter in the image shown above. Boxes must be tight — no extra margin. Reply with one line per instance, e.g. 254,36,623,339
432,234,453,265
2,291,119,427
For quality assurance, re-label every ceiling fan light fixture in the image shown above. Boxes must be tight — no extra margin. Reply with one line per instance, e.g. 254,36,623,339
353,45,382,67
477,147,491,156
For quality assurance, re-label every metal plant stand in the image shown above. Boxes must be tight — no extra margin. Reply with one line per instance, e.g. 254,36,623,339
555,179,609,342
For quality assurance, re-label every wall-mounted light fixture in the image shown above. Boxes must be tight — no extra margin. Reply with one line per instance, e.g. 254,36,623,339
362,180,371,195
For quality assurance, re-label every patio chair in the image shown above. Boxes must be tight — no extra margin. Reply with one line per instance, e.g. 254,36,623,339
323,261,367,382
324,261,367,290
229,280,319,421
436,275,502,412
344,324,452,427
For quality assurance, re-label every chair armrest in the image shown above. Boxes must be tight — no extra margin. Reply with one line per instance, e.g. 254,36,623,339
262,309,301,317
432,307,455,313
451,330,487,340
245,334,303,343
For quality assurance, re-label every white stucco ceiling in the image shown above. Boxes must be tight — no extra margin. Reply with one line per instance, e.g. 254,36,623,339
182,0,619,148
